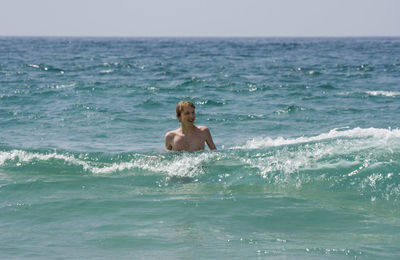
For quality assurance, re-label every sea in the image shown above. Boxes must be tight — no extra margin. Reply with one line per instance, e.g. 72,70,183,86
1,37,399,259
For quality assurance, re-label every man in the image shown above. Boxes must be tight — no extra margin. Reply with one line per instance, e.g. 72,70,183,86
165,101,217,151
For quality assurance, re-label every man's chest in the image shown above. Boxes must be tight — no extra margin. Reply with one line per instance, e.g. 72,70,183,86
173,133,204,150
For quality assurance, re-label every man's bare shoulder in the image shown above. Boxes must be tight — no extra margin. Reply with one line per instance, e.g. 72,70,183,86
165,128,181,138
196,125,210,132
165,129,181,150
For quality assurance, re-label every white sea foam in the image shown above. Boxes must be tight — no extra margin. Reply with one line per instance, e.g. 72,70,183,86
49,83,76,89
233,127,400,150
365,91,400,97
1,128,398,179
235,128,400,187
0,149,142,175
0,150,92,170
240,138,363,180
337,91,400,98
27,64,40,69
99,69,114,74
89,152,221,177
0,149,220,177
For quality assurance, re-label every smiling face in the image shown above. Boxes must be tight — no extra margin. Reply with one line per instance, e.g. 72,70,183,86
176,101,196,125
178,105,195,125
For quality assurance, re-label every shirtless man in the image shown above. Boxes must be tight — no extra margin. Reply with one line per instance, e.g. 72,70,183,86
165,101,216,151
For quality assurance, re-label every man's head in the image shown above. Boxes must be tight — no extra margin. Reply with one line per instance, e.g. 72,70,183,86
176,101,195,123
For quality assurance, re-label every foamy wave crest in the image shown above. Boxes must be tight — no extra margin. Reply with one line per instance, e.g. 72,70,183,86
233,127,400,149
88,152,221,177
0,149,221,178
231,127,400,200
1,131,399,200
0,150,93,170
365,91,400,97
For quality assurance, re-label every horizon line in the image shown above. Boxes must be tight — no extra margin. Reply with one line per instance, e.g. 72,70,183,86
1,34,400,39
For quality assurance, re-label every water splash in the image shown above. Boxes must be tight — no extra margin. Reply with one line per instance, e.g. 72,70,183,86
1,127,400,201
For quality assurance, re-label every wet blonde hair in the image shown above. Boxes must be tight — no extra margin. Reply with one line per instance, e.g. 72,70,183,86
176,100,195,117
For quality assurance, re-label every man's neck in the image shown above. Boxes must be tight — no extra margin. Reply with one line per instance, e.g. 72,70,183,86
180,123,195,134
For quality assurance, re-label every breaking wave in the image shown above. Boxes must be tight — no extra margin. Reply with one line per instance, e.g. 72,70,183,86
1,127,400,201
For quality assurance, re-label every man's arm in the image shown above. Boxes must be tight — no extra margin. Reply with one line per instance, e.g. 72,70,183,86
165,132,173,150
204,128,217,150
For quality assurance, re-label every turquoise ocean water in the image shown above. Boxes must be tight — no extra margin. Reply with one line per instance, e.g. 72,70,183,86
1,37,400,259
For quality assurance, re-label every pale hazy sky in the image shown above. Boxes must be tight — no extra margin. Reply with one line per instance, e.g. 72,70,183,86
1,0,399,37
